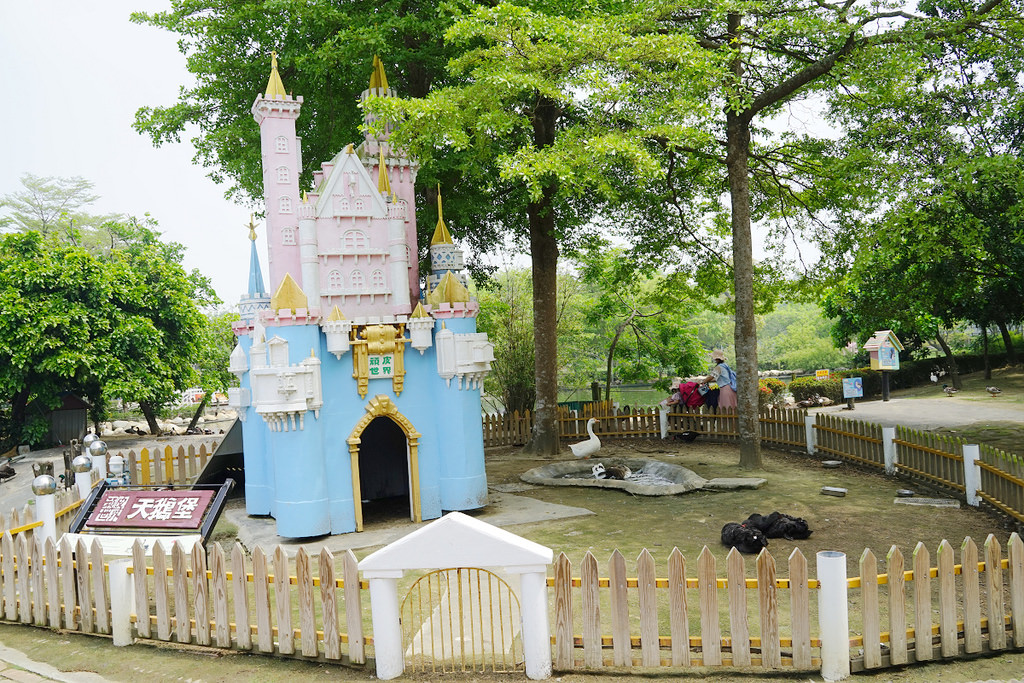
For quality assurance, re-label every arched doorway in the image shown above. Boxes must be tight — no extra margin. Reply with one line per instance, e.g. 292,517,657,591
347,395,422,531
359,416,410,524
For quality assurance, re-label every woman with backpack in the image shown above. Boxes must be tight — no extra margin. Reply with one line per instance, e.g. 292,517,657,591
702,350,738,410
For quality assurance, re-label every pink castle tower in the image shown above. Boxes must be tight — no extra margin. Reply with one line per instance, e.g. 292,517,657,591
251,52,304,296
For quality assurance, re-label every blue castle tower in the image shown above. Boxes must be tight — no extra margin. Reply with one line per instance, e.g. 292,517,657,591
226,55,493,538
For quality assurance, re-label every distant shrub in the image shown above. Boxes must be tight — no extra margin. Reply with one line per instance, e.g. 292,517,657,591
789,377,842,403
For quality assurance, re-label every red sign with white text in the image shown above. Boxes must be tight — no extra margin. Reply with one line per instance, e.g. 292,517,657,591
86,490,215,529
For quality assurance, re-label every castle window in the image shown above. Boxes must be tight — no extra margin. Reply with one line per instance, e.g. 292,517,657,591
276,166,289,183
351,270,365,289
354,199,365,212
282,227,296,245
342,230,368,250
371,269,385,289
279,196,292,214
275,136,288,153
327,269,342,290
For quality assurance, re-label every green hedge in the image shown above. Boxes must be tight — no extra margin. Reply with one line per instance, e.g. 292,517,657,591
789,377,843,403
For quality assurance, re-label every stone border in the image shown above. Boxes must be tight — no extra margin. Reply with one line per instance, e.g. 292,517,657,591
520,458,707,496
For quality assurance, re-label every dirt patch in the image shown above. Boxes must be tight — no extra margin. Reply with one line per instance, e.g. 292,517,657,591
481,437,1015,577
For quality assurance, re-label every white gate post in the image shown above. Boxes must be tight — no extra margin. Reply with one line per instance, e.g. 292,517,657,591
963,444,981,507
365,571,404,680
882,427,897,476
805,415,817,455
31,475,57,546
659,407,669,440
515,568,552,679
817,550,850,681
109,558,134,646
72,455,93,502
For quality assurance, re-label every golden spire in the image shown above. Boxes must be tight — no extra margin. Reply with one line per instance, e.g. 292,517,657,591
377,149,394,200
369,54,389,90
426,271,470,306
247,214,258,241
326,305,347,322
265,51,288,99
410,302,430,318
430,184,454,245
270,273,308,313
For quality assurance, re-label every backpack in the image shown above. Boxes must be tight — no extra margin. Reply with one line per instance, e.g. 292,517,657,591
719,363,738,391
677,381,705,408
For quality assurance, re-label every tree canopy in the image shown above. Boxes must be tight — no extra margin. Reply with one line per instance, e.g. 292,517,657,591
0,177,220,444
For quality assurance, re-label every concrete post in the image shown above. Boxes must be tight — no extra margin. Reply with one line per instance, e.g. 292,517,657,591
659,407,669,440
817,550,850,681
517,569,552,680
109,558,134,646
366,573,404,680
882,427,897,476
805,415,817,455
963,444,981,507
75,471,92,501
31,476,57,546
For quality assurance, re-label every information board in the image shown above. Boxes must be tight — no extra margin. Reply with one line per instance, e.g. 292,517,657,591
842,377,864,399
86,490,215,530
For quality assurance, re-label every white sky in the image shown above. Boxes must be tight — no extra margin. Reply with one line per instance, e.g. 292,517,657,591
0,0,261,309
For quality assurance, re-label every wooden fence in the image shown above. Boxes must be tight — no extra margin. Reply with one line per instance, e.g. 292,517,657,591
0,534,369,664
549,533,1024,673
1,531,1021,676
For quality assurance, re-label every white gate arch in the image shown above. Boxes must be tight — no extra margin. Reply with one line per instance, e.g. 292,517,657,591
359,512,553,680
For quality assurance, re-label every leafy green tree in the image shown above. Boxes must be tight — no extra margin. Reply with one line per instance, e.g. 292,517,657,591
0,233,118,445
186,311,240,432
0,174,119,249
100,217,219,434
577,248,705,398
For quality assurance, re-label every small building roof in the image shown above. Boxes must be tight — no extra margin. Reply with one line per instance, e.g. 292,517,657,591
359,512,552,574
863,329,904,351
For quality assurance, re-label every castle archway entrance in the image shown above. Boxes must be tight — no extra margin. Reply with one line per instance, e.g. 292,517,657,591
347,395,422,531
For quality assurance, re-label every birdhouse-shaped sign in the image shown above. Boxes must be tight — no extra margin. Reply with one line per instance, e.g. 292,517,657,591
863,329,904,371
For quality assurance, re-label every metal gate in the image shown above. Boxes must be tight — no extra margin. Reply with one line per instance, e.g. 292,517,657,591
401,567,524,673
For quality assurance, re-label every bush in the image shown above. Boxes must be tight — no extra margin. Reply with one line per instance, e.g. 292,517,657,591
788,377,843,403
758,378,788,409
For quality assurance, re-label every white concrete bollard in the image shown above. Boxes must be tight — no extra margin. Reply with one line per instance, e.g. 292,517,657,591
963,444,981,507
659,407,669,440
367,574,403,680
882,427,897,476
31,476,57,546
817,550,850,681
805,415,817,455
518,569,553,680
108,558,134,646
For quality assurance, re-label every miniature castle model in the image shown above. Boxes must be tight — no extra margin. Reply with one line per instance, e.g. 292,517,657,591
227,54,494,538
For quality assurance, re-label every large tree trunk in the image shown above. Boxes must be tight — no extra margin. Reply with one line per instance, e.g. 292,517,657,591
9,389,30,445
139,401,163,436
187,395,209,432
605,315,635,401
726,14,761,469
997,319,1019,366
523,97,561,457
982,325,991,380
935,331,961,390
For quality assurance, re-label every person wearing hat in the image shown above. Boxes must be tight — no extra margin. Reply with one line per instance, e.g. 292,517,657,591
702,350,738,410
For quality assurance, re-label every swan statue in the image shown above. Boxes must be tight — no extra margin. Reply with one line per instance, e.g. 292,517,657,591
570,417,601,458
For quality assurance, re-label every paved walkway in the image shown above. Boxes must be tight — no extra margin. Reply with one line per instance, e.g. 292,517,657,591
809,395,1024,430
0,644,114,683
